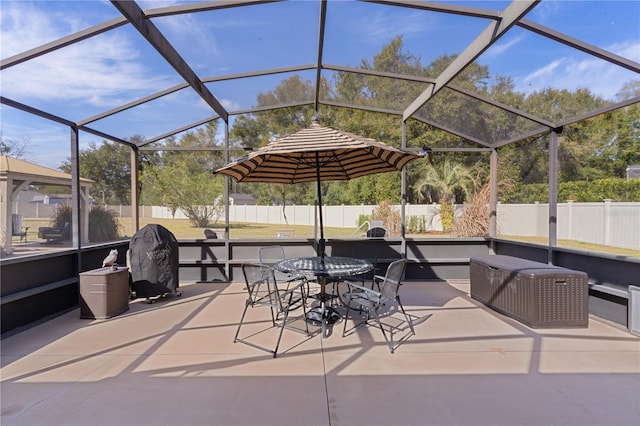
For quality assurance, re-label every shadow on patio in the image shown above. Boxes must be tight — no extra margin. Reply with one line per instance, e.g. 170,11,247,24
1,280,639,426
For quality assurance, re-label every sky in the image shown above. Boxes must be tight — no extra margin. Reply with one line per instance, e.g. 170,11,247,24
1,0,639,169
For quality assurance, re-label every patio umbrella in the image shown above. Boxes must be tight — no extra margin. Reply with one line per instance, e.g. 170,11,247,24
215,121,419,258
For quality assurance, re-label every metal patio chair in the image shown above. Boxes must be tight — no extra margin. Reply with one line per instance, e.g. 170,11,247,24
333,244,383,308
259,245,298,283
342,258,415,353
11,214,29,242
259,245,311,295
234,263,310,357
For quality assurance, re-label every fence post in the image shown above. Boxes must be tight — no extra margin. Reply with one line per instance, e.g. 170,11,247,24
603,199,612,246
534,201,541,237
566,200,573,241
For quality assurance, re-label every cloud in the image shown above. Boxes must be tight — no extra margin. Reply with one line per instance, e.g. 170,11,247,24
528,0,562,24
609,39,640,62
1,3,62,57
221,98,241,112
352,10,435,44
517,40,640,100
0,109,77,169
485,34,526,58
1,2,176,108
522,59,563,84
142,1,222,62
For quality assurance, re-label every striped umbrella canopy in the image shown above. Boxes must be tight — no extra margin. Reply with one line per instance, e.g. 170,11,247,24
216,121,418,184
215,121,419,257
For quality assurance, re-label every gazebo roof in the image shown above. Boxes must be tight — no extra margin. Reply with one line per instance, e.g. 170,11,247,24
0,156,93,187
1,0,638,154
0,155,92,255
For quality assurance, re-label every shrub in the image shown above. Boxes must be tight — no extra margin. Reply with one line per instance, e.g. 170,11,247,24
439,202,454,232
356,214,371,228
505,178,640,203
49,203,122,242
372,200,401,236
51,203,72,228
407,215,426,233
89,205,122,242
451,183,490,237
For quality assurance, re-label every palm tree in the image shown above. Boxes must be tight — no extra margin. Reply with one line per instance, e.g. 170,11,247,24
413,159,477,232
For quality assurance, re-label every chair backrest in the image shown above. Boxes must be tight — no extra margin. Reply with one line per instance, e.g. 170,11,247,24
60,222,70,239
379,258,407,301
242,263,275,304
369,220,384,229
366,227,386,238
259,245,285,267
11,214,23,233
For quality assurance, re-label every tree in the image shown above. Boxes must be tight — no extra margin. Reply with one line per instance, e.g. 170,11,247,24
413,159,477,232
0,131,30,158
141,122,226,227
229,76,327,210
231,75,321,147
143,160,225,227
615,79,640,101
582,104,640,178
226,38,640,211
60,139,135,205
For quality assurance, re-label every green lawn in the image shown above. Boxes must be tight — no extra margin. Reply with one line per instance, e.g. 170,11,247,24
499,235,640,258
21,217,639,259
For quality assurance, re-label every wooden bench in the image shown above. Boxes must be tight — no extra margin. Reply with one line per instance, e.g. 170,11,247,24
470,255,588,328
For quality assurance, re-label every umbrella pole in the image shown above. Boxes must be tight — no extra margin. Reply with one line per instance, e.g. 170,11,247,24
316,153,325,259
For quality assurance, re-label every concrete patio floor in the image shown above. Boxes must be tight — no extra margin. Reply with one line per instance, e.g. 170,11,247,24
1,280,639,426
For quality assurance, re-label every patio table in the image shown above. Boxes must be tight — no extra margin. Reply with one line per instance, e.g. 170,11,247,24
274,256,373,336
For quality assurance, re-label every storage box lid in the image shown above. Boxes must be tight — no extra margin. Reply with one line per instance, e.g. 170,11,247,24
80,266,128,276
471,255,587,277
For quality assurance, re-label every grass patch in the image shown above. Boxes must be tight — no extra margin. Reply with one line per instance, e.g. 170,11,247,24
499,235,640,258
21,217,639,259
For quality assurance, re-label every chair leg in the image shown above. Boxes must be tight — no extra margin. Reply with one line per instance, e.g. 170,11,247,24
342,295,352,337
272,307,289,358
274,286,310,357
371,309,395,353
375,298,414,353
300,290,310,335
233,302,251,343
280,286,310,336
397,296,415,335
342,295,371,337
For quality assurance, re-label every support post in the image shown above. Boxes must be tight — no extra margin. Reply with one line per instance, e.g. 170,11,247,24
1,175,13,255
224,120,230,279
489,148,498,254
400,120,408,257
70,126,81,273
548,128,561,264
131,146,140,233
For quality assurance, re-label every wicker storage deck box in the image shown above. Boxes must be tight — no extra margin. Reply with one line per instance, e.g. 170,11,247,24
80,267,129,319
470,255,588,328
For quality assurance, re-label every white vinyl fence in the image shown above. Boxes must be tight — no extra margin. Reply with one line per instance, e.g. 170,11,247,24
155,201,640,250
497,201,640,250
152,203,450,231
13,201,640,250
